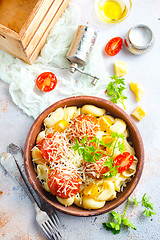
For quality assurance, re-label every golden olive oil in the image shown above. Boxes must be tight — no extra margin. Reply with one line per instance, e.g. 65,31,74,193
97,0,126,22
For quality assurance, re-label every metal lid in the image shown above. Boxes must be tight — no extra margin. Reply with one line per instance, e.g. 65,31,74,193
128,24,153,50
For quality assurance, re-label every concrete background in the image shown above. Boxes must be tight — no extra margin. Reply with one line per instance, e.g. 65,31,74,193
0,0,160,239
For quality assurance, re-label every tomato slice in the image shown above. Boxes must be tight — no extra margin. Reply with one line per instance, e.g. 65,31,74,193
36,72,57,92
114,152,134,173
48,167,82,198
105,37,123,56
65,114,99,141
37,132,68,164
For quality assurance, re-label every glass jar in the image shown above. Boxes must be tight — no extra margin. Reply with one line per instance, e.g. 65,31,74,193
95,0,132,23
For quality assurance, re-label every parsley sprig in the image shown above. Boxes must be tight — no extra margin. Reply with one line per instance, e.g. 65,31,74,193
106,75,127,110
72,132,125,178
132,193,157,217
103,194,156,235
103,198,136,235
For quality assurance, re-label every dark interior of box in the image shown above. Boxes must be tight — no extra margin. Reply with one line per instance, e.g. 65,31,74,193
0,0,38,33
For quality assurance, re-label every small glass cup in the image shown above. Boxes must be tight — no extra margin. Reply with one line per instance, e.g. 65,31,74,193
95,0,132,23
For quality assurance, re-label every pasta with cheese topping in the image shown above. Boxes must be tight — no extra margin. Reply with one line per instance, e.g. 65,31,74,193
31,105,138,210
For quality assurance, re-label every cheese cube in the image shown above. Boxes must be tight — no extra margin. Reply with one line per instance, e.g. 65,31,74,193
115,60,128,77
131,106,146,121
130,82,144,101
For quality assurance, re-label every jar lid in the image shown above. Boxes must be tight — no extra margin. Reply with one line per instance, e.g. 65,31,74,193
128,24,153,50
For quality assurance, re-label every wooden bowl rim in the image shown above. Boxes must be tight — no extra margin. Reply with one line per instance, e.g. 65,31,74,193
24,96,144,217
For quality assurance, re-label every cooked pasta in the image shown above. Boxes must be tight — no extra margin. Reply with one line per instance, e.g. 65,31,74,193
31,105,138,210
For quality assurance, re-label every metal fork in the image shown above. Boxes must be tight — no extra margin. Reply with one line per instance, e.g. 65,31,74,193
1,143,65,240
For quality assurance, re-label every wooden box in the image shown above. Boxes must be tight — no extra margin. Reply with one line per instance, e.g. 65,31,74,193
0,0,71,64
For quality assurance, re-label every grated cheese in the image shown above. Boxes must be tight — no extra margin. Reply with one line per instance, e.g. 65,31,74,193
65,115,99,141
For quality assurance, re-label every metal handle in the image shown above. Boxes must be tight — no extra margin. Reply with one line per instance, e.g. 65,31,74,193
70,63,99,85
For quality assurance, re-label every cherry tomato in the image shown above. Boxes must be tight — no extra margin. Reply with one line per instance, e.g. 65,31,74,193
37,132,68,164
105,37,123,56
36,72,57,92
114,152,134,173
48,167,82,198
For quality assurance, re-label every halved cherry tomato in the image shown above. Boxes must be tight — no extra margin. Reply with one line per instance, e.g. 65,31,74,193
36,72,57,92
105,37,123,56
114,152,134,173
48,167,82,198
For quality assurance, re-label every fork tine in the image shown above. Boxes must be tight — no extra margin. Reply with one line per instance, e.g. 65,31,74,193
41,223,52,240
47,219,63,240
51,211,62,228
44,222,58,240
49,212,61,230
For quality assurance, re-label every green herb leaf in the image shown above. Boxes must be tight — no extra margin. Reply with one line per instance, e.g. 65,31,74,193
106,75,127,110
132,193,156,218
103,222,121,235
103,194,156,235
131,197,139,207
81,135,87,145
118,142,125,155
142,193,153,209
103,158,113,168
72,139,80,151
143,208,156,218
110,211,122,224
105,141,114,149
73,132,125,178
122,217,136,230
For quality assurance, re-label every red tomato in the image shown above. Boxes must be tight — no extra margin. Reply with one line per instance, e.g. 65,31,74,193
114,152,134,173
84,154,109,179
48,167,82,198
36,72,57,92
105,37,123,56
37,132,68,164
65,114,99,141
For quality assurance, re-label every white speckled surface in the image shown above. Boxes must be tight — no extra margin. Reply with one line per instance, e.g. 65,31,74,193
0,0,160,239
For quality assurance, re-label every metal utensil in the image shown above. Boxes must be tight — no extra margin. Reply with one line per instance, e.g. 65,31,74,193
0,144,64,240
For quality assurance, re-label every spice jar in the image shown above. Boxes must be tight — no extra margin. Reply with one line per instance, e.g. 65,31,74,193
124,24,153,55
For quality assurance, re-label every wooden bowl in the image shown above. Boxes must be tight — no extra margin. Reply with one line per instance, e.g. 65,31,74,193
24,96,144,217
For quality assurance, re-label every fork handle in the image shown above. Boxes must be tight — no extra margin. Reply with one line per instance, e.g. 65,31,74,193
0,152,42,210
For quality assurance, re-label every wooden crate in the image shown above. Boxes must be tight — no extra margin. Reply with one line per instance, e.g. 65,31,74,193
0,0,71,64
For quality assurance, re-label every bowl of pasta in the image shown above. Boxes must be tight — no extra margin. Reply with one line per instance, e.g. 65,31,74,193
24,96,144,216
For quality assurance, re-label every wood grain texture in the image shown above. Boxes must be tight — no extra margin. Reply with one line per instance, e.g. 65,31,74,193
23,96,144,217
0,0,71,64
0,0,38,33
0,25,30,62
24,0,71,64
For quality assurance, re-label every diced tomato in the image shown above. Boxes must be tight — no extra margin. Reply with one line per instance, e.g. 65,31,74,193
37,132,68,164
114,152,134,173
105,37,123,56
84,154,109,179
36,72,57,92
65,114,99,141
48,167,82,198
